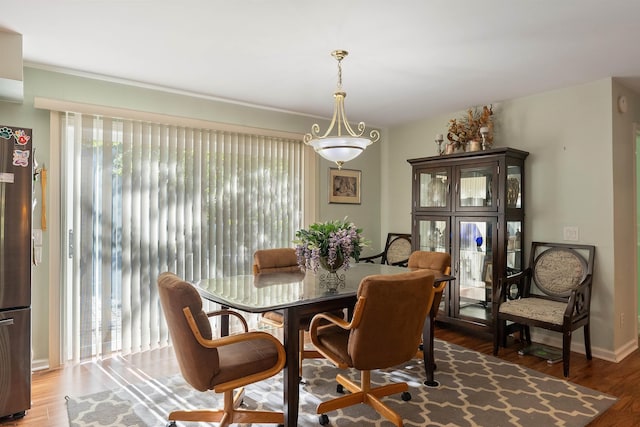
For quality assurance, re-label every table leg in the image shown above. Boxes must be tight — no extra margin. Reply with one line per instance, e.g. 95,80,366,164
422,305,439,387
283,309,300,427
221,305,229,337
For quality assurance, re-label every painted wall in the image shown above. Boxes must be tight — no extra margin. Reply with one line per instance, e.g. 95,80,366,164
611,79,640,353
1,66,383,367
4,64,637,366
384,78,640,361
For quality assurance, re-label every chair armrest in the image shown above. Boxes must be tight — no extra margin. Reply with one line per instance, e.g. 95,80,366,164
359,252,384,264
496,268,531,302
564,274,593,320
309,296,367,368
184,307,284,353
309,296,367,338
206,309,249,332
390,258,409,267
433,281,447,294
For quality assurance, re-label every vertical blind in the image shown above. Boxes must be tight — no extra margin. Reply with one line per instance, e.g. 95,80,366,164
61,112,305,361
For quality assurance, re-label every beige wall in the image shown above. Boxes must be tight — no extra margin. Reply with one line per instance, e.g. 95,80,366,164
2,66,383,367
385,78,640,361
4,64,638,366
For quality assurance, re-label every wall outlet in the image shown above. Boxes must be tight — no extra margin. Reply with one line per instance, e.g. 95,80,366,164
563,226,579,241
620,312,625,328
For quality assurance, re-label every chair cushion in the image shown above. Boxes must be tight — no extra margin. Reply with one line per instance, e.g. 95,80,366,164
312,324,352,366
214,337,282,387
498,297,567,325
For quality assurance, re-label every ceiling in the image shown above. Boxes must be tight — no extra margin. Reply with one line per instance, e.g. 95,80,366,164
2,0,640,128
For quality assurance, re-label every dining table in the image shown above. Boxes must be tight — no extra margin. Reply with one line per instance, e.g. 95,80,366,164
196,263,453,427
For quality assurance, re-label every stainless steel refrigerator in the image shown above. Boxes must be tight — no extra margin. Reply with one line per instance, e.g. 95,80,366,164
0,125,32,420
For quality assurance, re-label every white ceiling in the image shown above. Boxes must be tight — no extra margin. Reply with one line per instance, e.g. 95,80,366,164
2,0,640,127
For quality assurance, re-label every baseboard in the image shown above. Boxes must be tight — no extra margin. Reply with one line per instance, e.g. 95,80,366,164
530,330,637,363
32,358,49,372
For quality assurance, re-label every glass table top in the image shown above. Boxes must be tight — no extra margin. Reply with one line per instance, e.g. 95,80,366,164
196,263,412,312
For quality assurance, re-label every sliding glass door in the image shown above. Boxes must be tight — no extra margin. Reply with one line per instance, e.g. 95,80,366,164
60,113,306,362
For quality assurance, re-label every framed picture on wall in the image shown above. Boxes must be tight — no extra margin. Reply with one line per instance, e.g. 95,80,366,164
329,168,361,204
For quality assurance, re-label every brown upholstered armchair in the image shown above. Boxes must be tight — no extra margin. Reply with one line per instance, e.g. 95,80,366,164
157,272,286,426
493,242,596,377
407,250,451,276
253,248,304,275
407,250,451,363
359,233,412,266
309,270,436,427
253,248,339,378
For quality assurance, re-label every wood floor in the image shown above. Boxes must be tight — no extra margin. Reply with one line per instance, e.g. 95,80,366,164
2,325,639,427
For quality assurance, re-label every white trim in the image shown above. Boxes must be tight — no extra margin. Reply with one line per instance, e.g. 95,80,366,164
25,61,328,122
48,111,62,369
33,97,304,141
303,144,318,226
635,122,640,339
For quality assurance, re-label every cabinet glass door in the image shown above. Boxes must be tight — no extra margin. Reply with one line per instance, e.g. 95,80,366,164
456,218,495,323
506,221,523,275
456,163,496,211
417,218,448,252
506,165,523,209
416,217,449,316
418,168,449,209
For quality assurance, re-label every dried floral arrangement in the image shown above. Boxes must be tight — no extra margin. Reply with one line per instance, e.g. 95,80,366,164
447,105,494,147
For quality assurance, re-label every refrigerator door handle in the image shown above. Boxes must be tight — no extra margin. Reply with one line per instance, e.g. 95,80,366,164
0,318,14,327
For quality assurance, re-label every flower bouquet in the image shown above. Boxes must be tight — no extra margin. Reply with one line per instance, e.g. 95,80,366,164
293,218,366,273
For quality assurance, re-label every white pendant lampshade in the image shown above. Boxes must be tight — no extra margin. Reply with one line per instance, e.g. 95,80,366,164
304,50,379,169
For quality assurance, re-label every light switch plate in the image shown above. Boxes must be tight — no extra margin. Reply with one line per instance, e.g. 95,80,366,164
563,226,579,241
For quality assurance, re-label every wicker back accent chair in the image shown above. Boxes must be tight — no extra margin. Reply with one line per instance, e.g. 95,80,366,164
309,270,436,427
493,242,596,377
359,233,412,267
157,272,286,426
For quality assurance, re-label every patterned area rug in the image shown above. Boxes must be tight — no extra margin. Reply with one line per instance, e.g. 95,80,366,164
66,340,616,427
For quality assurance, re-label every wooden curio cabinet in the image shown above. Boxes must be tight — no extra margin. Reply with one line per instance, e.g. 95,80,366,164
408,147,529,333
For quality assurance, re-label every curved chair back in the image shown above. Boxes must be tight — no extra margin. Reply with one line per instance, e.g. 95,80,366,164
253,248,302,274
408,251,451,275
158,272,220,392
360,233,412,266
349,270,435,370
531,246,590,298
385,234,413,265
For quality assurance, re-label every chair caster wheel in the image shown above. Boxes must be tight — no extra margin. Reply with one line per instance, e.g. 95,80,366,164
319,414,329,425
166,422,177,427
336,383,344,393
401,391,412,401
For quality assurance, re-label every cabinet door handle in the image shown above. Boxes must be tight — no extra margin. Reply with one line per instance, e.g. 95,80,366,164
0,318,14,327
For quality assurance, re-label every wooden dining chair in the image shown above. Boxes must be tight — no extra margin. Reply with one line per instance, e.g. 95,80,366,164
493,242,596,377
359,233,412,266
309,270,436,427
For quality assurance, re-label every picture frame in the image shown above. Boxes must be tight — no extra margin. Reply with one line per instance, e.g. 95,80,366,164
329,168,361,204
